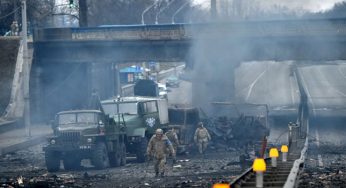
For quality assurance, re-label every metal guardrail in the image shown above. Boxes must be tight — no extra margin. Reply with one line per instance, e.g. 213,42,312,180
230,143,307,188
283,122,309,188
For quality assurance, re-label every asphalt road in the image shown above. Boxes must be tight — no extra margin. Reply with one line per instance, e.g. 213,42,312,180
299,63,346,117
235,61,300,115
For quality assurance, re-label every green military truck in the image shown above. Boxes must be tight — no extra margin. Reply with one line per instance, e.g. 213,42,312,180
43,109,127,172
101,96,170,162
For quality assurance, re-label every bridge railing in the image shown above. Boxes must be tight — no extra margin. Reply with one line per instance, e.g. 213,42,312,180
283,129,309,188
283,65,310,188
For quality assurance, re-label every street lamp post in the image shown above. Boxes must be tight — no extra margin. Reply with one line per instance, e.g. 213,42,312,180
156,0,176,25
172,1,189,24
142,2,157,25
21,0,30,137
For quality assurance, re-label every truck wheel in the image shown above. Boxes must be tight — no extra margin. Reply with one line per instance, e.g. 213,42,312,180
45,151,60,172
92,143,110,169
136,137,148,163
120,142,126,166
63,156,81,171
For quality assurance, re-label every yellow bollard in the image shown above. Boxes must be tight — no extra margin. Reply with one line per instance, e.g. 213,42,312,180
212,183,230,188
281,145,289,162
269,148,279,168
252,158,266,188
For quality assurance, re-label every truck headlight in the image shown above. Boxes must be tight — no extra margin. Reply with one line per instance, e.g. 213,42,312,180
50,139,56,144
87,138,92,143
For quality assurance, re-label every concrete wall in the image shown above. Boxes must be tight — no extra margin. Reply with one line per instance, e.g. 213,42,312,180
0,37,20,115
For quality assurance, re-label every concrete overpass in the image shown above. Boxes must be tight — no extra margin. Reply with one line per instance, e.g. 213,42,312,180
31,18,346,122
34,18,346,64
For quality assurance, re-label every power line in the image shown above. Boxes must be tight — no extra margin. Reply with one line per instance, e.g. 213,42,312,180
0,6,21,20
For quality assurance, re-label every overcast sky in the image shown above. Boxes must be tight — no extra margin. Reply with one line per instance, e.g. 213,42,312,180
192,0,346,12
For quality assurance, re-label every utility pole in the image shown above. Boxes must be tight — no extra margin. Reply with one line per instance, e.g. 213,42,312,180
79,0,88,27
21,0,30,137
211,0,217,20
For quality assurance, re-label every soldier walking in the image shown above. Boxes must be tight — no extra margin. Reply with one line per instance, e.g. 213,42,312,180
147,129,175,177
194,122,211,155
10,21,18,36
165,127,179,154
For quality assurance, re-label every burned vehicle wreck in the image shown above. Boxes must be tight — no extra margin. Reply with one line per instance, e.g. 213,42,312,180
43,110,127,172
201,102,270,153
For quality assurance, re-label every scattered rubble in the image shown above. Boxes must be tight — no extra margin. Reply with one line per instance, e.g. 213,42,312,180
1,138,345,187
0,144,243,187
299,144,346,188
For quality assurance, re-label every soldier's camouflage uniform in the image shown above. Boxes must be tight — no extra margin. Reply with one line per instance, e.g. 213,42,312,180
194,127,211,154
147,134,175,176
165,130,179,152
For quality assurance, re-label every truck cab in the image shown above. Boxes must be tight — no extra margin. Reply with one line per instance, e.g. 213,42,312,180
43,110,127,172
101,96,169,162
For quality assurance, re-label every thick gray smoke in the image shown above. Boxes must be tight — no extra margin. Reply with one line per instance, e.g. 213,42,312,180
187,2,346,118
189,25,245,115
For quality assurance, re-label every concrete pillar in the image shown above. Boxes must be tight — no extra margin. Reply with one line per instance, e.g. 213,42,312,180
79,0,88,27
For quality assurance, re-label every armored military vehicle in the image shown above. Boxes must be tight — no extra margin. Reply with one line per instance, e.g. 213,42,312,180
43,110,127,172
101,96,170,162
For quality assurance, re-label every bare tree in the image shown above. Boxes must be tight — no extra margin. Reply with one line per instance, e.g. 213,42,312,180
0,0,56,35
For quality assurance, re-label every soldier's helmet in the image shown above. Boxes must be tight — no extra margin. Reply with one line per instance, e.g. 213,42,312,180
198,122,204,127
155,128,163,135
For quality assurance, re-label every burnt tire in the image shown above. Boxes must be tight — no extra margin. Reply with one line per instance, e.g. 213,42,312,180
136,137,148,163
120,142,126,166
92,143,110,169
45,151,60,172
